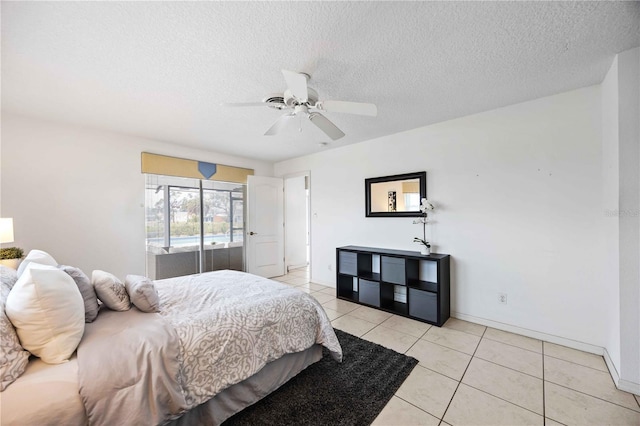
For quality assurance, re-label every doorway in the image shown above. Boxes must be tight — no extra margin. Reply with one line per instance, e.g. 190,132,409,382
284,172,310,273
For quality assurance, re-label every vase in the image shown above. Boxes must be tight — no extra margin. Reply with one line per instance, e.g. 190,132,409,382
0,258,21,270
420,246,430,255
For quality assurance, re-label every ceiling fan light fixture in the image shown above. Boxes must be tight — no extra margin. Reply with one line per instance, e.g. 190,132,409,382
261,94,287,109
223,69,376,141
294,105,309,115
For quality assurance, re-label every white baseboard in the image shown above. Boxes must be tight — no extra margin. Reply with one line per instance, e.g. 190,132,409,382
452,311,603,355
618,378,640,396
604,350,640,396
311,277,334,288
603,349,622,387
452,311,640,395
287,263,308,272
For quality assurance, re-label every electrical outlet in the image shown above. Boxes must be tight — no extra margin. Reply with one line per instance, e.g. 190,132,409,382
328,264,332,271
498,293,508,305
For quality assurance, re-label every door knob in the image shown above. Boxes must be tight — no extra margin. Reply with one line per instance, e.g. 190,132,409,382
249,231,258,235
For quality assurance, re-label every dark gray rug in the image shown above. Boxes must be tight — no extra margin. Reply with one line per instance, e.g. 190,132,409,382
223,329,418,426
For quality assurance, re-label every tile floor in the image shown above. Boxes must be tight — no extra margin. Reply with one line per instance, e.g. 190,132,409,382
274,267,640,426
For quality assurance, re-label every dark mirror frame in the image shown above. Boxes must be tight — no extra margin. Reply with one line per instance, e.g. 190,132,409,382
365,171,427,217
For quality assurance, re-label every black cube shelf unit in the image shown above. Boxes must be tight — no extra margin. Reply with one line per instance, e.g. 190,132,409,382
336,246,450,326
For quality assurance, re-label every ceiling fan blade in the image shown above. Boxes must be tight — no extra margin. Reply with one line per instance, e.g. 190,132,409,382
221,102,274,107
281,69,308,102
308,112,345,140
318,100,377,117
264,113,295,136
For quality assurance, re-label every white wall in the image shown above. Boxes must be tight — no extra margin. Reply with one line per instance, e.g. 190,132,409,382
284,174,308,270
602,56,621,374
275,86,607,349
614,47,640,393
0,113,273,278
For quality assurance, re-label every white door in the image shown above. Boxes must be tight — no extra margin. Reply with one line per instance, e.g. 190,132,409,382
246,176,284,278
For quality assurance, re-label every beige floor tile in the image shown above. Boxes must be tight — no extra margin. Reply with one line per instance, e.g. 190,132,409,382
422,326,481,355
443,384,543,426
636,394,640,407
318,286,337,295
475,338,543,378
331,315,377,337
362,325,419,354
544,419,565,426
348,305,393,325
295,282,326,291
406,339,471,381
321,307,343,321
310,292,335,304
543,342,607,372
309,283,329,291
295,287,313,294
283,276,309,286
372,396,440,426
545,382,640,425
285,273,307,280
380,315,431,338
443,318,486,337
321,298,360,315
462,357,543,415
483,328,542,353
544,356,639,411
396,365,458,419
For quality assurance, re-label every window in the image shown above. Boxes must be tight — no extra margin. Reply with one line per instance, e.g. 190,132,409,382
144,175,246,278
404,193,420,212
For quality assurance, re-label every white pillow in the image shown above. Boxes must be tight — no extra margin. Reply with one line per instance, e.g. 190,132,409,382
16,249,58,277
92,270,131,311
6,264,85,364
125,275,160,313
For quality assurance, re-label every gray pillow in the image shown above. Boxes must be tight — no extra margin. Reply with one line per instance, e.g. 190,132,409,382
59,265,100,322
1,281,30,391
0,266,18,290
92,270,130,311
124,275,160,313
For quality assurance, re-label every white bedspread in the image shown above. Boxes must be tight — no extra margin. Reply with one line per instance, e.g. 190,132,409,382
155,270,342,409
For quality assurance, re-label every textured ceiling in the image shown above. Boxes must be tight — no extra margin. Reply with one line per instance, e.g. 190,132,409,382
2,2,639,162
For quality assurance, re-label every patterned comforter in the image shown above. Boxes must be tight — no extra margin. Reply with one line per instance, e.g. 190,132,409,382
77,270,342,425
155,270,342,409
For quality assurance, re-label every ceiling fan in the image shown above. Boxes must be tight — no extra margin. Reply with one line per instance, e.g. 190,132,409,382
222,69,377,141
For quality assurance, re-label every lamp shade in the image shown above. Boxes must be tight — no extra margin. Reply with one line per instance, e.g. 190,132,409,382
0,218,15,244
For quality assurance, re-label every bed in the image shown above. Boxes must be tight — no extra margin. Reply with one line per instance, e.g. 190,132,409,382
1,269,342,425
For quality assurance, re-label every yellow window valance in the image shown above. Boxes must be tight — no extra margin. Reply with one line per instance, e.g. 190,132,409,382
402,181,420,193
141,152,254,184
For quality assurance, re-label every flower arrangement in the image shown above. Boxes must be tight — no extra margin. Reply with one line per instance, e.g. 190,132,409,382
0,247,23,260
413,198,434,251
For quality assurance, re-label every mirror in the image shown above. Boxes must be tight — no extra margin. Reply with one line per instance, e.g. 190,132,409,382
365,172,426,217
